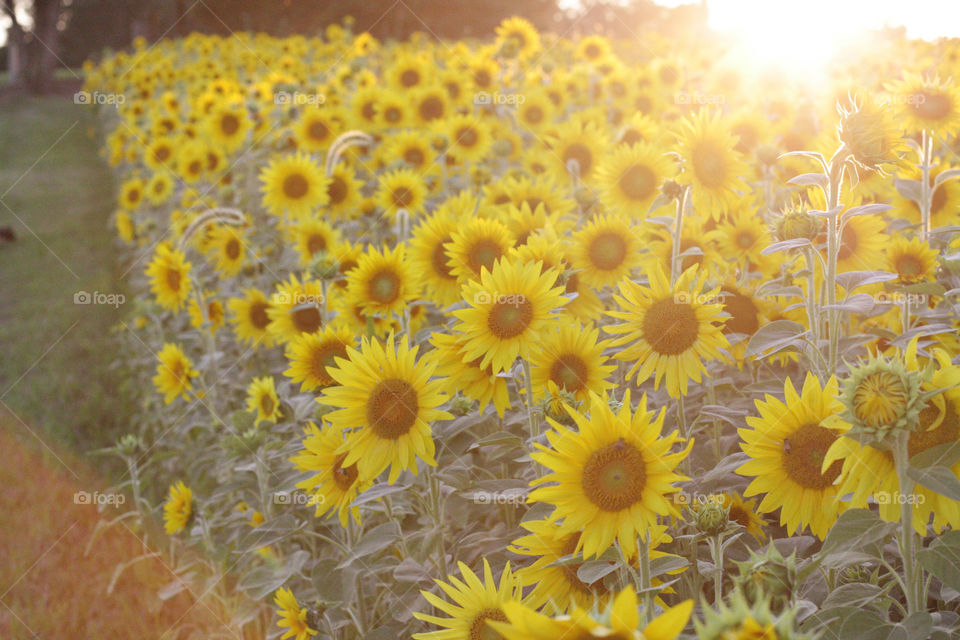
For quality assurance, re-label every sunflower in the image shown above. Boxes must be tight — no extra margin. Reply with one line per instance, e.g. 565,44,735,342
376,168,428,220
445,217,514,284
145,243,192,312
267,273,326,343
409,210,462,307
345,244,417,319
115,209,135,243
528,320,615,405
453,257,568,374
177,141,208,183
494,16,541,59
206,223,246,277
145,135,176,171
259,152,330,219
575,35,612,64
145,170,175,205
837,98,906,172
529,390,691,558
324,163,363,216
717,492,767,541
444,114,493,164
412,85,450,124
385,130,438,174
570,214,643,289
885,73,960,137
187,291,225,333
389,54,431,91
714,204,773,275
545,120,609,184
430,331,511,417
595,142,673,216
675,111,749,215
291,421,372,526
515,89,556,132
273,588,318,640
321,334,452,483
294,107,341,153
153,342,198,405
162,481,193,535
118,176,145,210
288,216,342,267
736,373,848,539
816,212,888,273
606,263,730,398
377,90,411,129
885,235,938,285
490,587,692,640
617,112,661,147
413,559,524,640
228,288,274,348
892,163,960,230
205,101,250,153
284,326,355,392
824,348,960,534
246,376,282,426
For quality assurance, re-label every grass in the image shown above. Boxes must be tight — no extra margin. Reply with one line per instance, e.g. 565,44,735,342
0,94,132,451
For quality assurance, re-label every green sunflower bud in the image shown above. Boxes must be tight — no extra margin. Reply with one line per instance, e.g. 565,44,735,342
696,501,730,537
774,204,820,242
734,544,798,614
695,590,811,640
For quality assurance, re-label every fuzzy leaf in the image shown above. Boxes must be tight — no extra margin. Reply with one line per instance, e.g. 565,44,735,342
745,320,806,356
918,531,960,593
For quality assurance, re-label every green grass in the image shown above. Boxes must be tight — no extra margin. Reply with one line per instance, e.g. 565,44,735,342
0,95,131,451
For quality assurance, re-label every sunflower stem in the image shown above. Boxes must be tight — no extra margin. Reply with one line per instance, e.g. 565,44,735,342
521,359,540,445
893,430,922,615
824,148,849,376
637,534,654,625
920,129,932,241
670,185,690,285
709,535,725,609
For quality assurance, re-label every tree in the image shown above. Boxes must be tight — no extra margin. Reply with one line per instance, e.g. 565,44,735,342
3,0,67,93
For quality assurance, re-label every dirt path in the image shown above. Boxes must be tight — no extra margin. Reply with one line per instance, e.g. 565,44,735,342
0,412,239,639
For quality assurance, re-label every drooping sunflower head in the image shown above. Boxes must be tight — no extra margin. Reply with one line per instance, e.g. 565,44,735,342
273,587,318,640
695,589,811,640
837,97,906,173
733,543,799,614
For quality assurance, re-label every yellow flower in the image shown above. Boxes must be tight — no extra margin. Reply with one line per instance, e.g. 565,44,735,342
886,235,938,285
163,480,193,535
675,111,749,216
284,325,355,392
246,376,282,426
227,288,274,348
570,213,644,289
291,422,371,527
273,587,318,640
152,342,198,404
259,152,330,218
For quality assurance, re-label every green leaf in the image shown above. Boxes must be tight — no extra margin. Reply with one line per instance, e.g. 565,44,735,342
821,582,886,610
895,178,922,203
336,522,400,569
918,531,960,593
577,560,618,584
762,238,814,256
907,464,960,501
649,555,689,577
934,168,960,190
787,172,829,189
819,509,894,561
745,320,807,357
835,270,898,293
350,482,411,507
468,430,523,451
910,441,960,469
843,203,894,218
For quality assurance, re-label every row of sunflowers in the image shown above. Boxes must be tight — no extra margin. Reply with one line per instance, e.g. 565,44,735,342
81,16,960,640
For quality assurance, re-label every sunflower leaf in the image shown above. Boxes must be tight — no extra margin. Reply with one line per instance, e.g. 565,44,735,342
907,464,960,502
842,203,894,218
576,560,618,584
934,168,960,190
787,172,829,189
818,509,894,563
918,531,960,594
762,238,813,255
745,320,807,356
895,178,923,203
835,270,898,292
909,441,960,469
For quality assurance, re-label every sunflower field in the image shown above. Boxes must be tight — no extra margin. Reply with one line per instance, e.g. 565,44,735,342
78,16,960,640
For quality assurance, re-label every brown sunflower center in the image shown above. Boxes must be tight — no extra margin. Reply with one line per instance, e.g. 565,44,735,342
468,609,508,640
225,238,241,260
619,163,657,201
400,69,420,87
328,176,347,205
431,237,455,279
909,396,959,457
311,342,347,384
404,147,425,167
306,233,327,255
721,288,759,335
550,354,588,392
260,393,275,416
368,269,401,304
782,423,841,490
895,255,924,279
154,146,171,163
332,452,359,491
283,173,310,199
487,299,534,339
250,301,270,330
466,238,503,275
524,105,544,124
220,114,240,136
307,119,329,142
188,160,203,175
456,126,479,148
391,186,414,208
367,378,420,439
728,505,750,528
419,95,444,121
642,297,699,356
291,304,322,334
165,267,182,292
587,232,628,271
914,91,952,121
691,141,728,189
581,438,647,512
562,142,594,177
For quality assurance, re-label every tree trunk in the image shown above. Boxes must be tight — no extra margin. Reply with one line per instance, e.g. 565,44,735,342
2,0,25,86
25,0,62,94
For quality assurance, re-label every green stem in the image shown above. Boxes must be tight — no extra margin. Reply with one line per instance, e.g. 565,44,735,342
671,186,689,285
893,431,922,615
637,535,653,625
521,359,540,444
824,148,849,374
920,130,932,241
709,535,725,609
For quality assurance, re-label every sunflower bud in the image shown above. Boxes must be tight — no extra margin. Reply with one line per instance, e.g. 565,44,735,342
696,501,729,536
116,433,142,456
661,179,684,201
695,590,811,640
773,204,820,242
449,394,474,417
310,252,340,280
840,354,928,447
838,565,876,586
734,544,798,614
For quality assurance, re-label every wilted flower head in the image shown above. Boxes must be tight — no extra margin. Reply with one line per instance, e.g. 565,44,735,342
837,97,906,172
